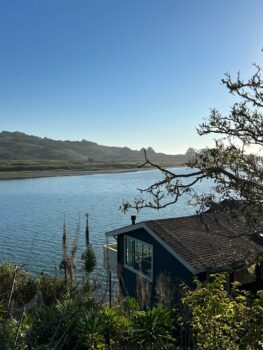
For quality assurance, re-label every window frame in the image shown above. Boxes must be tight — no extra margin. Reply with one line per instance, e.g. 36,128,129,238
124,235,153,282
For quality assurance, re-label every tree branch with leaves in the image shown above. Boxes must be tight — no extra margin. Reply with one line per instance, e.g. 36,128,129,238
123,60,263,226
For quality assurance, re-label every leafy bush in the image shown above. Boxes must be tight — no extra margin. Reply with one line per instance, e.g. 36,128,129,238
0,263,37,308
120,297,140,320
36,273,66,305
0,261,262,350
132,307,175,350
28,296,85,349
182,274,263,350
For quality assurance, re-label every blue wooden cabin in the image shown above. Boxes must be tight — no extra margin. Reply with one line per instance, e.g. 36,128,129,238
105,211,263,304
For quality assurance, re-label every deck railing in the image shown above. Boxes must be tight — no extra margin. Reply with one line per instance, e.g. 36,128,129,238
103,243,117,272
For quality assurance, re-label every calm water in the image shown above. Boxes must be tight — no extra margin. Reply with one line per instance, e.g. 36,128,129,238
0,168,210,277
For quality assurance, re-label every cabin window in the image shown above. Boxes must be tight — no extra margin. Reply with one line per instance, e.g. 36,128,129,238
124,236,153,280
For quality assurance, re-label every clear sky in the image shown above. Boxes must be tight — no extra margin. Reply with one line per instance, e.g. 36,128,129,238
0,0,262,154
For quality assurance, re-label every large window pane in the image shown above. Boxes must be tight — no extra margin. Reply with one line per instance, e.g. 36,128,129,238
142,244,151,258
134,241,143,270
124,236,152,279
125,237,133,266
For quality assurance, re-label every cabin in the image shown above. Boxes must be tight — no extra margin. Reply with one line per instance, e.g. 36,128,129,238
104,209,263,304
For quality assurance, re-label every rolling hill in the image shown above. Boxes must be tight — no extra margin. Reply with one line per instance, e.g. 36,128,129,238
0,131,195,164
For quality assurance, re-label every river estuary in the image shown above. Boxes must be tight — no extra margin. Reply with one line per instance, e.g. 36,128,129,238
0,168,211,290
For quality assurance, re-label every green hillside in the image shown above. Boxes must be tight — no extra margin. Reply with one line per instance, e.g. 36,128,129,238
0,131,195,162
0,131,195,173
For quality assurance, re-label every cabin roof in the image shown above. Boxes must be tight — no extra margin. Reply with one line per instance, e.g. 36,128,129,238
106,211,263,274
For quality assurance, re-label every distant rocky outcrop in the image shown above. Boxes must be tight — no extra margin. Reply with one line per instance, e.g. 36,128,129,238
0,131,196,164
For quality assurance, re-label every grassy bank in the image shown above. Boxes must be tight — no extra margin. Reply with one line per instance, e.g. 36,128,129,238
0,160,184,180
0,160,141,172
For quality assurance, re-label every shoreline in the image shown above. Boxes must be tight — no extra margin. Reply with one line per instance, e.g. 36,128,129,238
0,167,154,181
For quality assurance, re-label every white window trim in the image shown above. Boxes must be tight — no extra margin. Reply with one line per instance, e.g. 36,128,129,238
124,235,153,282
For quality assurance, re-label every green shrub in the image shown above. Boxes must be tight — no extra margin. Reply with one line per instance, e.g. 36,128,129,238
182,273,263,350
120,297,140,320
132,307,175,349
0,263,37,308
28,296,84,349
36,273,67,305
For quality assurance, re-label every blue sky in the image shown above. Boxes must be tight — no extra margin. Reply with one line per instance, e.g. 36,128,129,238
0,0,262,154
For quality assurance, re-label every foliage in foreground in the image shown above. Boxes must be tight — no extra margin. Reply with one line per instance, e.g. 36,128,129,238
182,273,263,350
0,263,262,349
